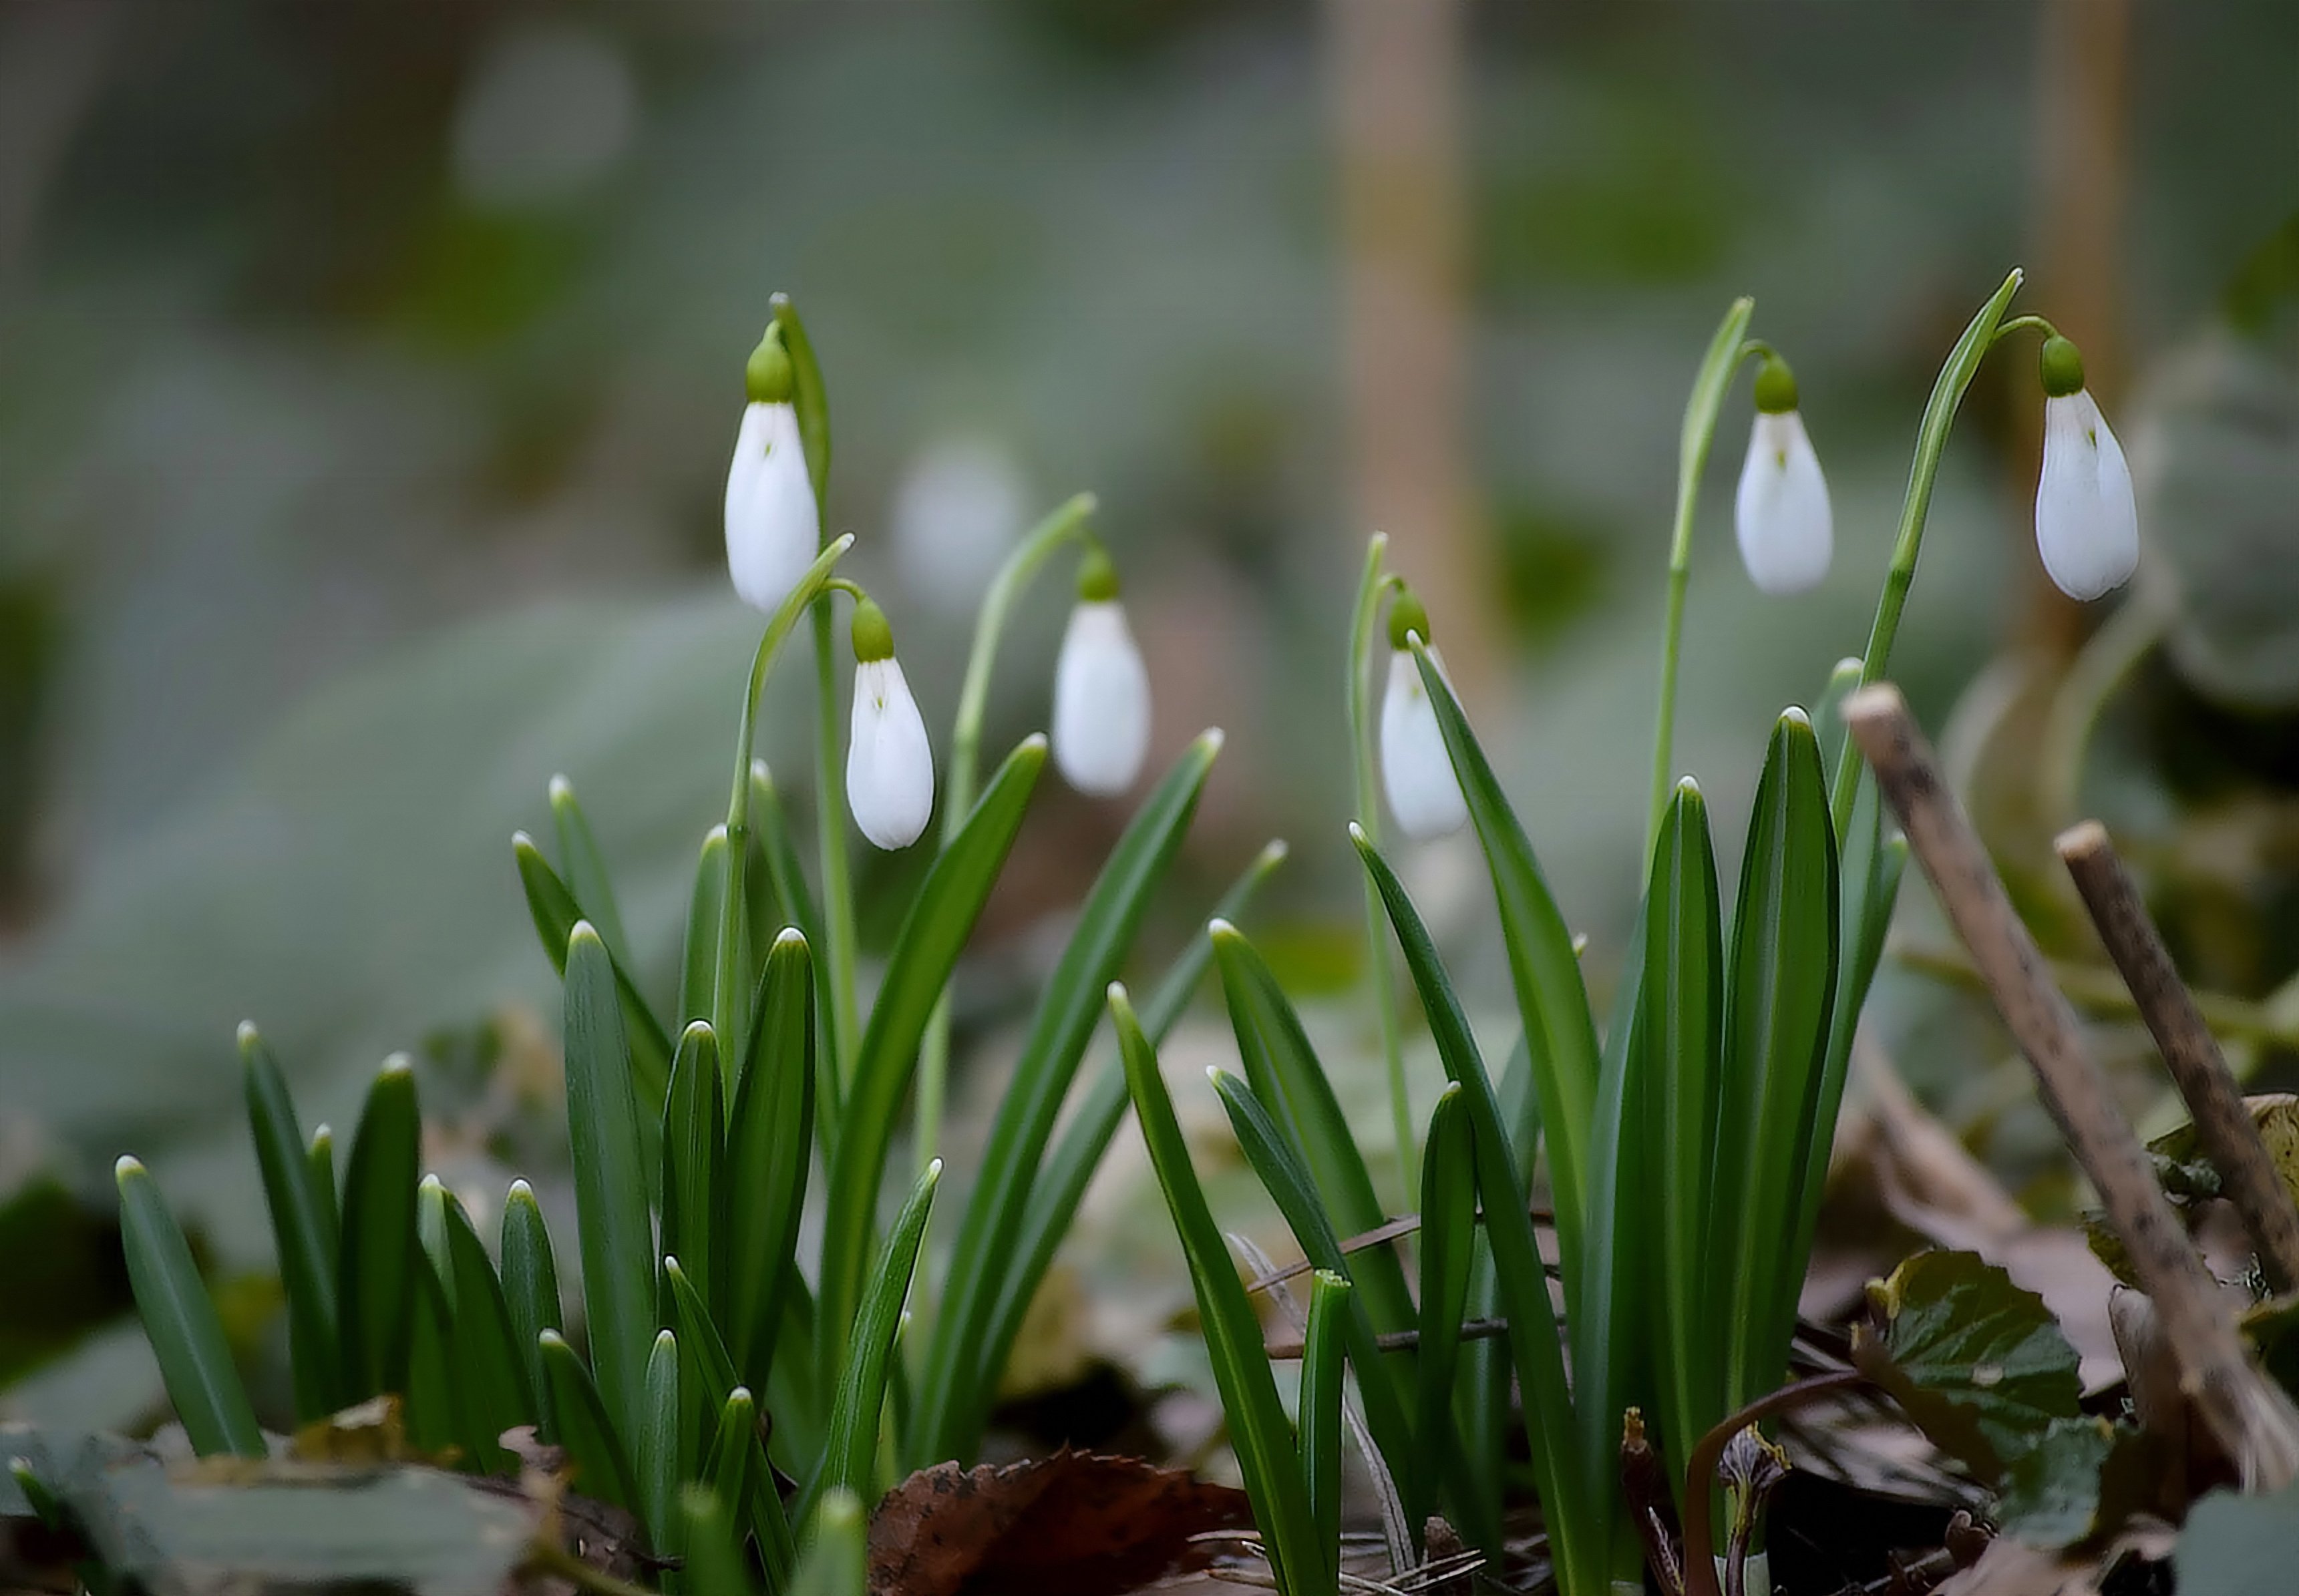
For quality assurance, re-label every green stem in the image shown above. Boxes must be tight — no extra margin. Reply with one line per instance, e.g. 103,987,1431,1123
914,491,1098,1177
816,596,862,1094
717,537,859,1078
1825,267,2026,833
1648,298,1757,862
1348,533,1417,1203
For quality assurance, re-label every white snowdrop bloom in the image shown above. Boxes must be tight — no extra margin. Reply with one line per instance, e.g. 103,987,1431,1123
1732,357,1832,596
1378,593,1467,840
845,600,934,849
724,335,820,614
1051,552,1152,796
2034,337,2138,602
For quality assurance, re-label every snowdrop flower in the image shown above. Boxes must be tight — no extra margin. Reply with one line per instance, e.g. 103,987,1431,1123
1732,355,1832,596
1051,549,1152,796
2034,335,2138,602
724,331,820,614
846,598,934,849
1379,588,1468,841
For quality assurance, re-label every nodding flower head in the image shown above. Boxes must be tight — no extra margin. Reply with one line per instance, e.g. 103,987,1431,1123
845,598,934,849
724,329,820,614
1732,355,1833,596
1379,588,1468,841
2033,335,2138,602
1051,548,1152,797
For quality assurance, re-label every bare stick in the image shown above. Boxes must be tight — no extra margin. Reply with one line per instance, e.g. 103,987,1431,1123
2058,819,2299,1291
1843,683,2299,1490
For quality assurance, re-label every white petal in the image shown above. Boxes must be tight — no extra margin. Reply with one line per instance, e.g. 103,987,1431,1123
1733,411,1833,596
846,658,934,849
2035,391,2139,602
724,402,820,614
1051,601,1152,796
1379,648,1467,840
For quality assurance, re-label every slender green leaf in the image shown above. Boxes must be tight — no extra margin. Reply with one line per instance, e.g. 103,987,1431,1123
752,763,836,1156
699,1386,758,1559
680,827,731,1030
240,1022,341,1421
514,833,673,1125
115,1157,264,1458
683,1482,757,1596
1353,827,1599,1596
665,1256,743,1454
500,1179,564,1442
442,1187,537,1454
915,732,1221,1464
639,1330,681,1554
1211,924,1415,1336
1208,1068,1423,1529
339,1055,419,1404
539,1330,639,1511
1299,1271,1350,1589
1109,986,1320,1596
550,775,630,966
1715,712,1839,1416
964,839,1288,1450
306,1124,340,1274
564,922,661,1454
725,1386,798,1592
725,930,815,1396
793,1489,866,1596
808,1161,940,1521
1640,781,1725,1493
1415,1086,1475,1523
662,1022,725,1318
769,294,832,502
1409,638,1602,1291
818,737,1044,1386
405,1234,468,1463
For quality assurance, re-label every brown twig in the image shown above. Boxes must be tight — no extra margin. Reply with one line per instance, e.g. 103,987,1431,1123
1679,1372,1866,1596
1245,1205,1557,1295
2058,819,2299,1291
1843,684,2299,1490
1263,1316,1510,1362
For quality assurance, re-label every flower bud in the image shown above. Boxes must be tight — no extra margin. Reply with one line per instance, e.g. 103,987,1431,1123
1378,593,1467,840
724,327,819,614
846,601,933,849
2033,337,2137,602
1051,552,1151,796
1732,357,1831,595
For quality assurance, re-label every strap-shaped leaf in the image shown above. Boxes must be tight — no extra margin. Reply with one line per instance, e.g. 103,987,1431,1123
500,1179,563,1442
680,827,731,1030
540,1330,639,1511
683,1480,758,1596
1409,638,1602,1284
515,833,673,1127
661,1022,724,1317
1715,712,1839,1415
1109,985,1321,1596
816,737,1043,1386
726,930,816,1395
1298,1271,1351,1590
751,763,835,1155
806,1161,940,1523
1353,827,1600,1595
914,731,1221,1464
1415,1085,1476,1524
115,1157,264,1458
792,1490,866,1596
565,922,660,1455
550,775,630,966
240,1023,341,1420
638,1330,681,1553
665,1255,743,1451
441,1187,536,1453
339,1055,419,1404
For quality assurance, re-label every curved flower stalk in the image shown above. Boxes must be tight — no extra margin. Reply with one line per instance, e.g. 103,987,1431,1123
845,598,935,850
2034,334,2139,602
1731,354,1833,596
723,329,820,615
1051,548,1152,796
1378,586,1467,841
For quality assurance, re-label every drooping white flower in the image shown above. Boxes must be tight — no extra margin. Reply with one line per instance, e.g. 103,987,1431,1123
2034,337,2138,602
1378,591,1467,840
723,335,819,614
1732,357,1832,596
1051,550,1152,796
845,600,934,849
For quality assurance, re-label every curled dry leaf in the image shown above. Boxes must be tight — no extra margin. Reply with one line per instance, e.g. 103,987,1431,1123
866,1450,1252,1596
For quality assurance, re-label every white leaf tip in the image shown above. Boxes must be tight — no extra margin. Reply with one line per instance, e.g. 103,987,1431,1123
548,774,574,803
114,1155,144,1179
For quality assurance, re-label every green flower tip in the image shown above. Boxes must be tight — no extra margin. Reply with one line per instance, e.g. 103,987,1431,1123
1387,588,1431,650
1077,546,1121,603
1753,354,1800,415
850,598,895,662
745,329,794,405
2039,335,2086,398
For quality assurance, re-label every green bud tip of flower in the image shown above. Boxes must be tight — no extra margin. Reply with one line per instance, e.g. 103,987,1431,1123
850,598,896,663
2039,335,2086,399
1387,588,1431,651
1077,546,1121,603
745,329,793,405
1753,354,1800,415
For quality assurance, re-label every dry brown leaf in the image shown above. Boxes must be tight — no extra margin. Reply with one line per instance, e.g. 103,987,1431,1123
866,1450,1252,1596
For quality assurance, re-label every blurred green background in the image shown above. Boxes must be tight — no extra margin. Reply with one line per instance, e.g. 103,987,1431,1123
0,0,2293,1431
